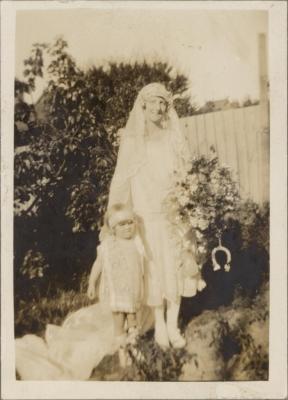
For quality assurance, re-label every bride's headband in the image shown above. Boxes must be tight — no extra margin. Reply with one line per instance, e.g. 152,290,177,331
139,83,173,108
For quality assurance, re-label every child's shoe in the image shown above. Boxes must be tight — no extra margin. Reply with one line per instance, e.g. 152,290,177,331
114,334,127,368
118,346,127,368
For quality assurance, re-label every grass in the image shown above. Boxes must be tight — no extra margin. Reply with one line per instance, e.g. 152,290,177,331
15,288,93,338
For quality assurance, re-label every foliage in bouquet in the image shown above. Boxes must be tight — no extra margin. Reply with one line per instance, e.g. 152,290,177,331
165,154,241,265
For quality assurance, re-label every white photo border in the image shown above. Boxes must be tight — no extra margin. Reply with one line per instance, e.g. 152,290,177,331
1,1,287,399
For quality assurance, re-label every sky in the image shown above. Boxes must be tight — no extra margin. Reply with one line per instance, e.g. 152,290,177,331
15,8,268,107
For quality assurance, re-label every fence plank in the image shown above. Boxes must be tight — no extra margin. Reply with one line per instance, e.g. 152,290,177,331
181,116,199,157
244,106,261,202
213,111,227,166
180,117,192,153
231,109,242,193
222,109,239,184
195,114,208,156
233,108,250,198
203,112,218,156
259,104,269,203
254,106,264,203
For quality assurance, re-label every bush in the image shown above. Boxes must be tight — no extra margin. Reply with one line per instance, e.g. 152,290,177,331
92,331,194,382
165,153,269,309
123,334,194,381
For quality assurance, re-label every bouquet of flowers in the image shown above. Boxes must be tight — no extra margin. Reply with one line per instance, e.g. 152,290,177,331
165,153,240,280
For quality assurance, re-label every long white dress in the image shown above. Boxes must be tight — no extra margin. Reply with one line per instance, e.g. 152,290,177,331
130,129,181,306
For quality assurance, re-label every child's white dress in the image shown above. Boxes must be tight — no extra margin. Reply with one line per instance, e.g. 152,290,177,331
97,236,144,313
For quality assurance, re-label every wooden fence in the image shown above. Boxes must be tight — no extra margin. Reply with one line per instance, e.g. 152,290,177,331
179,104,269,204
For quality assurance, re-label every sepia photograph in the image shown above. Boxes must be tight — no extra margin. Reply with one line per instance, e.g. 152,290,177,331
1,1,287,399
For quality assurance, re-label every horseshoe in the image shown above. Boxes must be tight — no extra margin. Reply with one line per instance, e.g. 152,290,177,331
211,245,232,272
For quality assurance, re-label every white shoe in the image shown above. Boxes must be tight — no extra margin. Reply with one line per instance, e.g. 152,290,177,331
167,327,186,349
155,324,170,349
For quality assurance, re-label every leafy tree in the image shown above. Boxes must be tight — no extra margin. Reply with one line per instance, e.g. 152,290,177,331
243,97,252,107
242,96,259,108
14,38,196,295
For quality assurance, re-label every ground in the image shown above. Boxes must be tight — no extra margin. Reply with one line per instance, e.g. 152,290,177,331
90,281,269,381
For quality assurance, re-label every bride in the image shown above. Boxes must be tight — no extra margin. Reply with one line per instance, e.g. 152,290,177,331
108,83,192,348
15,83,197,380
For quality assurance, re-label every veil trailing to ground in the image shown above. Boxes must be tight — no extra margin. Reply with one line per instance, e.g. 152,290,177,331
16,301,153,380
108,82,191,207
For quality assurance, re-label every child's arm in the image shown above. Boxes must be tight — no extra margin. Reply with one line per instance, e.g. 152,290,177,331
87,247,103,300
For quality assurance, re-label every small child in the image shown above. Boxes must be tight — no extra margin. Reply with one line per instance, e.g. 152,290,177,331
87,203,145,367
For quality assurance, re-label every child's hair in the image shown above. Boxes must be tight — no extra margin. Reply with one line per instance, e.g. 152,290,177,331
104,203,135,230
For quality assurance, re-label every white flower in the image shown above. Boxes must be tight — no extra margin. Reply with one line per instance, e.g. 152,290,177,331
226,195,234,201
198,245,206,253
211,180,221,192
198,219,209,230
189,216,197,227
178,194,190,207
187,175,198,192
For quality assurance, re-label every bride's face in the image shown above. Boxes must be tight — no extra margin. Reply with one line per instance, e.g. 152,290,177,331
144,96,167,123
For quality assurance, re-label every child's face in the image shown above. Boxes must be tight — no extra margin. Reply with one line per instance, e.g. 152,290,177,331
112,211,136,240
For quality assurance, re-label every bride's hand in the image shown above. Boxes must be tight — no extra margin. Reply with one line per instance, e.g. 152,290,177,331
87,284,96,300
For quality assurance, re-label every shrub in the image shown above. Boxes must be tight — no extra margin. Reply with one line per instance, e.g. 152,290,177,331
123,333,194,381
